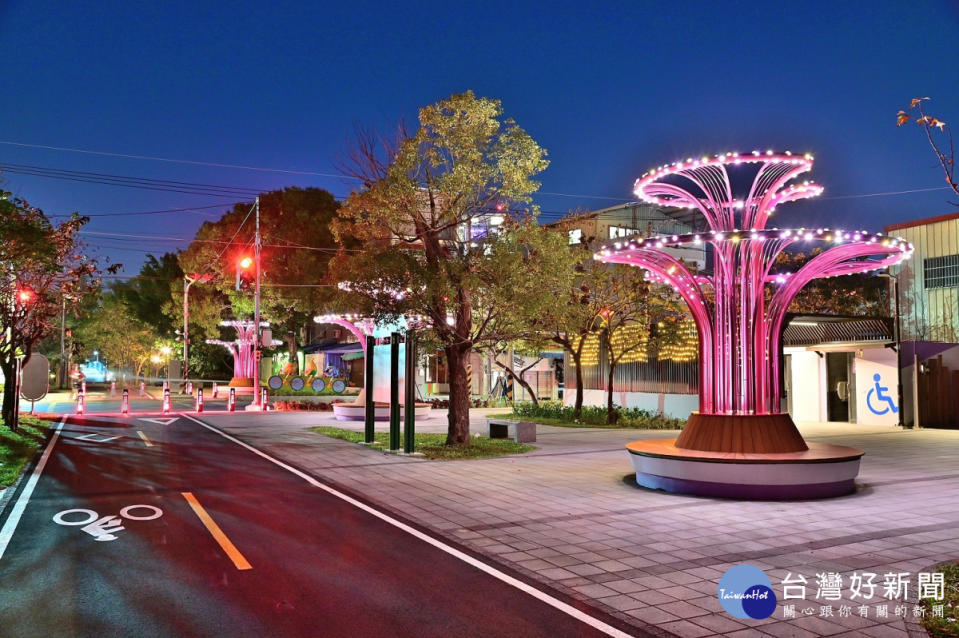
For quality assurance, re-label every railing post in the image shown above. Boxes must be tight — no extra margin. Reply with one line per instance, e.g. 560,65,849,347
365,335,375,444
404,330,416,454
389,332,400,451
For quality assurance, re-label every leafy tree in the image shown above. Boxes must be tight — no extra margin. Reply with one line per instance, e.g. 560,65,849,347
114,252,182,338
0,193,100,430
75,294,156,380
332,91,553,444
178,187,342,372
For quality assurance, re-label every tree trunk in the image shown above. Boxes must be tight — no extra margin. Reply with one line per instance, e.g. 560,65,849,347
1,358,17,431
493,360,538,406
606,360,618,425
445,345,471,445
572,351,584,418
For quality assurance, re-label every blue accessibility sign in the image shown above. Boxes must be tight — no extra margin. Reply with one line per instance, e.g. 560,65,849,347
866,373,898,415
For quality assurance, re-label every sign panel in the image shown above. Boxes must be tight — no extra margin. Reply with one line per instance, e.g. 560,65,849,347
20,354,49,401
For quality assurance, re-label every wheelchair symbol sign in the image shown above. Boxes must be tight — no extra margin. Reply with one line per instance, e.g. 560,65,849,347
866,373,898,416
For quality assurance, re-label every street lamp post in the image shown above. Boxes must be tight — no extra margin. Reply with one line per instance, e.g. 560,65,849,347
880,272,905,428
183,273,212,390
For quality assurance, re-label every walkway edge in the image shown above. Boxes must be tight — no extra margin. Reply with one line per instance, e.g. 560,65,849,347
180,414,661,638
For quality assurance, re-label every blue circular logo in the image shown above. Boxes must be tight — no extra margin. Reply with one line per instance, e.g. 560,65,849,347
718,565,777,619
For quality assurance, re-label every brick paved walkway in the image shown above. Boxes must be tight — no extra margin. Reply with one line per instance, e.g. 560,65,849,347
200,409,959,637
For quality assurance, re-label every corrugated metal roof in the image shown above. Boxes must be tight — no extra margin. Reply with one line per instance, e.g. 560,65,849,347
783,316,892,347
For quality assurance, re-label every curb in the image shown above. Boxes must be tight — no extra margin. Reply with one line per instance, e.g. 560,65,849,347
0,420,59,526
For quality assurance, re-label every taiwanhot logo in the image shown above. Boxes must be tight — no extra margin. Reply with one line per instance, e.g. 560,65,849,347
717,564,778,619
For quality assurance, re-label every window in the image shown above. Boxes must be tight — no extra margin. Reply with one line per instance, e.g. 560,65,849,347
924,254,959,289
608,225,638,239
568,228,583,245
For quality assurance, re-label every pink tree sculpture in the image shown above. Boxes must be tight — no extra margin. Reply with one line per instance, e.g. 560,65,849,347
599,151,912,462
207,320,266,383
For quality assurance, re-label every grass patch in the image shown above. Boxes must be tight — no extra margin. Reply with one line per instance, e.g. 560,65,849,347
920,561,959,637
309,426,535,460
505,401,685,429
0,416,53,488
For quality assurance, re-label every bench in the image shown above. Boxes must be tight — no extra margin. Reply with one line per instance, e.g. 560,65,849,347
486,418,537,443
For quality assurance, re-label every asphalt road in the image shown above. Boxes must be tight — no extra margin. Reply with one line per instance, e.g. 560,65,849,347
0,413,630,638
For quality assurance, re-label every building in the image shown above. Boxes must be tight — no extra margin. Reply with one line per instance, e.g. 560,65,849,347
885,211,959,342
549,202,706,414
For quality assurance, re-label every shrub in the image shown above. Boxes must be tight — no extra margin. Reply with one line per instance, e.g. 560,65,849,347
511,400,685,429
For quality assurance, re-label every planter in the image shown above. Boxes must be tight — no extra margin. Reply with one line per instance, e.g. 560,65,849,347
332,402,434,421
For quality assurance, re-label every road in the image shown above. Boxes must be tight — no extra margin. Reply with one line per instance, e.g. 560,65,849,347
0,413,633,637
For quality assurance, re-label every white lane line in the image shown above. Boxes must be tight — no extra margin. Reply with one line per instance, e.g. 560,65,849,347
180,414,633,638
0,418,65,561
137,431,154,447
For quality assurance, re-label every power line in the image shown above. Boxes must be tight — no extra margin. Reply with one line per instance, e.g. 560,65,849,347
0,162,266,198
0,140,360,180
47,203,229,218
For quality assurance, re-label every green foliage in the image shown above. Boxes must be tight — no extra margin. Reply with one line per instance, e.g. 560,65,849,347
509,401,685,429
75,294,157,378
113,252,182,337
332,91,562,444
0,416,51,486
178,187,344,365
309,426,535,459
920,561,959,637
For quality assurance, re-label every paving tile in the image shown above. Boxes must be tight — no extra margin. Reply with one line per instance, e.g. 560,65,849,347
657,619,716,637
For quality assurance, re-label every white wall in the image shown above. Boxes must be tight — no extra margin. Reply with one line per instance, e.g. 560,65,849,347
853,348,900,426
787,349,824,422
566,388,697,419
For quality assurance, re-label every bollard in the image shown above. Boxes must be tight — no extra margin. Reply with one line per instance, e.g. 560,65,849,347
228,387,236,412
139,381,146,397
212,381,218,399
186,380,193,395
76,392,85,415
81,381,86,395
162,388,171,414
195,387,204,413
121,389,129,415
163,380,169,394
110,381,117,397
261,387,268,410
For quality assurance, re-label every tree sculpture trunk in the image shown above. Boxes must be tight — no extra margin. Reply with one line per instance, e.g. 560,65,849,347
445,344,471,445
287,329,299,374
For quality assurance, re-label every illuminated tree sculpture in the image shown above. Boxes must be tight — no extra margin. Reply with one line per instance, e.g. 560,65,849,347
206,320,268,385
598,151,913,498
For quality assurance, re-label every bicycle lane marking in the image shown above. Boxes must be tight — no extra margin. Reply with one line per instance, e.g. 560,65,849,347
179,413,634,638
0,418,65,561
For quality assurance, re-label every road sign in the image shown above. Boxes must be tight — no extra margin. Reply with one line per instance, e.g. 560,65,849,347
19,354,49,401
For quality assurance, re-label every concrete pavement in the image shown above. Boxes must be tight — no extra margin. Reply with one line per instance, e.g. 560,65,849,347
198,409,959,637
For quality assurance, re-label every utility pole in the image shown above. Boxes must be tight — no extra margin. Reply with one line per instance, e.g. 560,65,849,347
253,196,262,408
59,297,66,389
183,273,212,392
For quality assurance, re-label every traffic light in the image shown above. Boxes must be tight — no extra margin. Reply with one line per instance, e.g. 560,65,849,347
236,255,254,291
16,287,34,305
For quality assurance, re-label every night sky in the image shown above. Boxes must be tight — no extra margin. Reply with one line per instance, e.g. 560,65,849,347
1,0,957,275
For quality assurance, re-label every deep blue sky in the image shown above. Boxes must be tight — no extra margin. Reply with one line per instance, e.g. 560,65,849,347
1,0,958,275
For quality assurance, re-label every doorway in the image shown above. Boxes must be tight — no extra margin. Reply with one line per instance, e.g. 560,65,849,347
826,352,852,422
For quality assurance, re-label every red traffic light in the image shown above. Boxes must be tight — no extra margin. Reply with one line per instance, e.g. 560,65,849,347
239,256,253,270
16,288,34,304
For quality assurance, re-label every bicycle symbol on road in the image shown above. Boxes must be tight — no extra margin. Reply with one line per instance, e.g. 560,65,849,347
866,373,898,416
52,505,163,542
